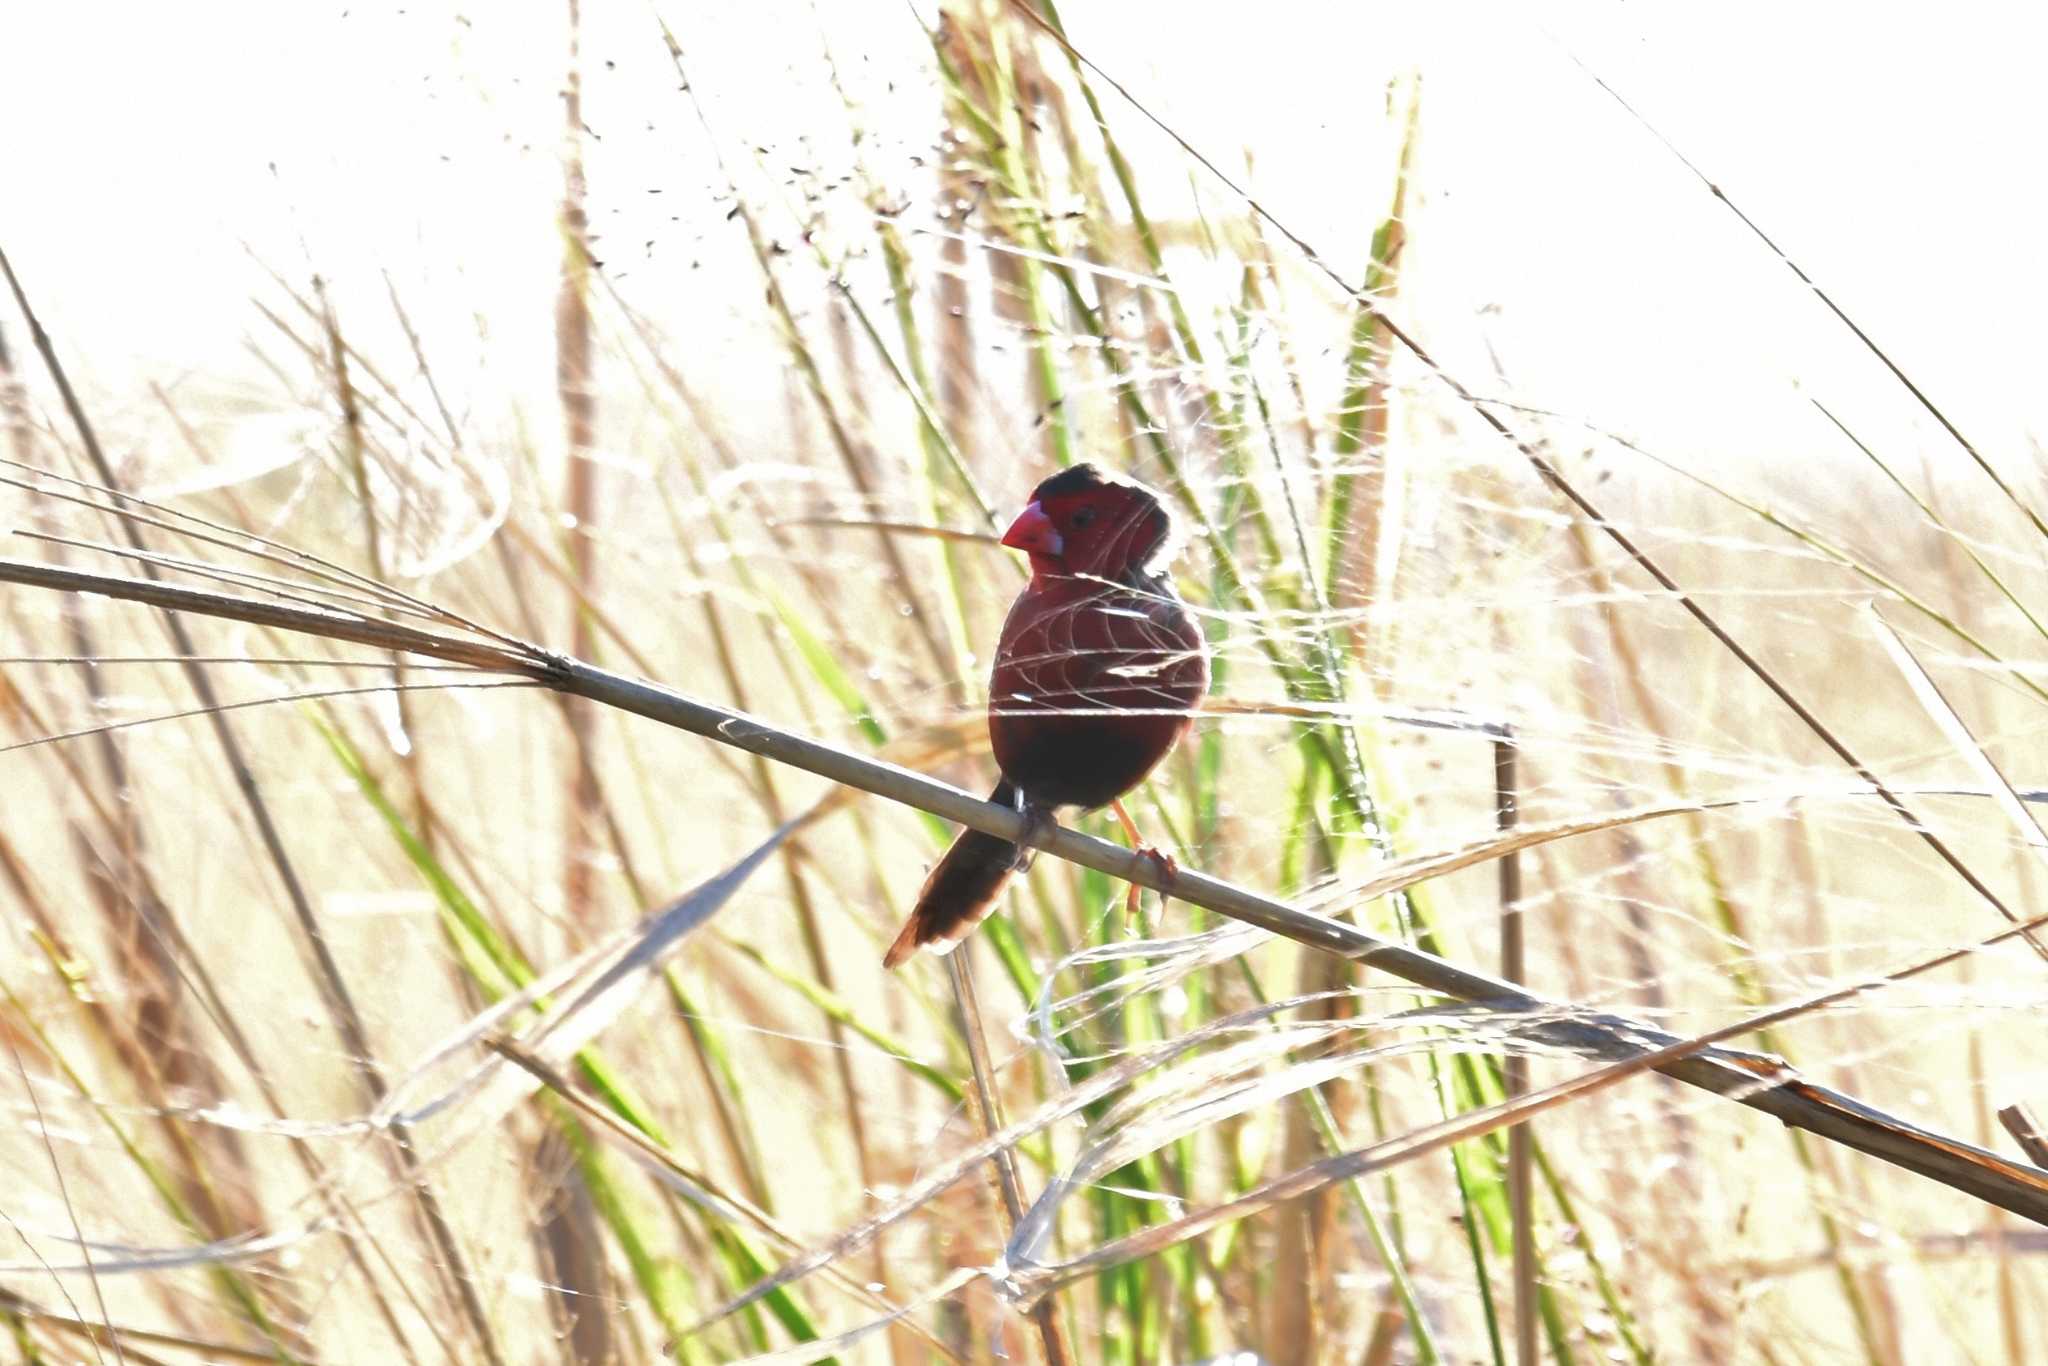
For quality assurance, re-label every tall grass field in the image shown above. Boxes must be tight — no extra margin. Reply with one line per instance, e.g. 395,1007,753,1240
2,3,2045,1362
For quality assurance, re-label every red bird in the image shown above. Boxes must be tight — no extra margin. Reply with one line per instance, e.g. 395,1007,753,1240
884,464,1210,968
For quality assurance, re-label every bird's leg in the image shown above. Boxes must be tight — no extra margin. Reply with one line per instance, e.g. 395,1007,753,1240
1008,800,1058,873
1110,798,1177,928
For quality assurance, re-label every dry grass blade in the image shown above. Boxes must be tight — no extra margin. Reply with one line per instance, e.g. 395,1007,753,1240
720,1268,982,1365
946,949,1075,1366
1002,0,2032,990
13,526,450,626
0,551,2045,1226
0,1288,328,1365
0,822,794,1277
0,556,538,673
0,1222,308,1279
5,11,2048,1358
372,820,798,1133
678,992,1349,1338
698,892,2048,1333
1321,796,1740,910
1002,903,2048,1304
1868,605,2048,858
0,456,505,641
485,1037,967,1363
0,677,534,757
1567,49,2048,543
6,244,510,1365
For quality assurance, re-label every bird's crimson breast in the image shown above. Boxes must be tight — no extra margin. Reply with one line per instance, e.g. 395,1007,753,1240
987,571,1208,811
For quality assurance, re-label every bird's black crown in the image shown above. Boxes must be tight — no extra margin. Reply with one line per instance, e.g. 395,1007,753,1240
1030,462,1115,503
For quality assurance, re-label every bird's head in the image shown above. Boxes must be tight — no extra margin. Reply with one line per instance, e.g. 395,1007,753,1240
1000,464,1176,580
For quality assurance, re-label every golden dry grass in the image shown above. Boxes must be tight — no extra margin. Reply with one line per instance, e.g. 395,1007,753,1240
1,4,2045,1364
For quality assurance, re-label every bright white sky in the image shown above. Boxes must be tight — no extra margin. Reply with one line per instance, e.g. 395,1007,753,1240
2,1,2042,489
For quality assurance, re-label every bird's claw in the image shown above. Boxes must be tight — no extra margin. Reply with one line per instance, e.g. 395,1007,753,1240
1107,798,1177,931
1123,844,1178,930
1008,804,1058,873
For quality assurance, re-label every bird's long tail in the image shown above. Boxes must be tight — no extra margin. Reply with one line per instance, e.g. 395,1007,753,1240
883,779,1028,969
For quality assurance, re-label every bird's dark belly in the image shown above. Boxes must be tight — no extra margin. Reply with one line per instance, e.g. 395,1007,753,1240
991,709,1190,810
985,570,1207,811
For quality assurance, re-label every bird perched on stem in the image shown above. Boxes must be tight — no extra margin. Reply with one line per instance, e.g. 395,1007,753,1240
884,463,1209,968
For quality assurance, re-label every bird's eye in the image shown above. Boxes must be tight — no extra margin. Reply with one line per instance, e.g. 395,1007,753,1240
1071,507,1097,528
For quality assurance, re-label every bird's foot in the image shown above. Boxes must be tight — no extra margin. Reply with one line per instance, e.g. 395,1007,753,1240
1008,803,1058,873
1110,798,1178,930
1124,846,1179,931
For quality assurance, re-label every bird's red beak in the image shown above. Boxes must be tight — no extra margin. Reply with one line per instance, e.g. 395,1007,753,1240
1001,501,1064,558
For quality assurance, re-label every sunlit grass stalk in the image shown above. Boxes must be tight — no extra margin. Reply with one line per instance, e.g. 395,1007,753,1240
1325,71,1419,608
1347,712,1624,1355
936,17,1076,468
1,970,304,1362
1,242,512,1366
824,43,1000,693
606,313,905,1204
543,1098,719,1362
0,578,324,1349
310,707,843,1342
1561,515,1886,1357
665,973,777,1209
949,949,1078,1365
1449,1138,1509,1366
1825,404,2048,644
4,548,2048,1224
1233,954,1445,1363
0,704,428,1355
869,243,984,663
556,0,614,993
310,278,429,850
1241,288,1555,1347
662,30,959,700
726,938,968,1105
1248,295,1529,1350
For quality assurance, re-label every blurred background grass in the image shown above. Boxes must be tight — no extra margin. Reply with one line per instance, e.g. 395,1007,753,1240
2,1,2047,1362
